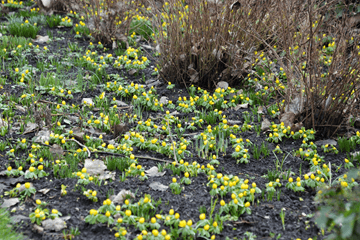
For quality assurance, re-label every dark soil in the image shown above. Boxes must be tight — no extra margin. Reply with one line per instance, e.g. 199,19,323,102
0,4,359,240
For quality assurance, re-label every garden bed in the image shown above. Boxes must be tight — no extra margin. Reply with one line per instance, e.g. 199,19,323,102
0,1,360,240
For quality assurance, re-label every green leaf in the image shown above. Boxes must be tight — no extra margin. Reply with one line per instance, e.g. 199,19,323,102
315,206,332,229
341,213,355,238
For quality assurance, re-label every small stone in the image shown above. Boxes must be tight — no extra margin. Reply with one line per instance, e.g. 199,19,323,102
216,81,229,90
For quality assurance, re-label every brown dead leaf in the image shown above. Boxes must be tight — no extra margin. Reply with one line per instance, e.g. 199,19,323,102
111,189,135,205
50,144,64,159
114,123,129,138
261,117,271,131
285,94,304,115
257,106,264,115
234,103,248,110
149,182,168,192
188,64,199,83
23,122,38,134
33,35,49,44
38,188,51,195
349,13,360,27
291,122,303,132
145,166,166,177
72,127,85,144
279,112,295,128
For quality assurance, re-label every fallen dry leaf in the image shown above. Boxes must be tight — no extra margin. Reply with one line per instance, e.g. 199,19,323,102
149,182,168,192
42,218,67,231
261,117,271,131
49,144,64,159
111,189,135,205
84,159,107,176
38,188,51,195
33,129,51,144
145,166,166,177
0,198,19,208
234,103,249,111
279,112,295,129
33,35,49,44
315,139,337,146
23,122,38,134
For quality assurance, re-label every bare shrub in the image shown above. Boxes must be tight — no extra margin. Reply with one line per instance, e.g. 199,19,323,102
74,0,137,45
152,0,279,89
244,0,360,137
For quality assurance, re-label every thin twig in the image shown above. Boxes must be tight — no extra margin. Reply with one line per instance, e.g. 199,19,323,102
38,100,57,105
66,139,91,158
92,150,174,163
135,155,173,163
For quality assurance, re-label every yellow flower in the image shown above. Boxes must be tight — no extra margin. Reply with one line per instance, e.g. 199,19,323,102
179,220,186,228
125,210,131,216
